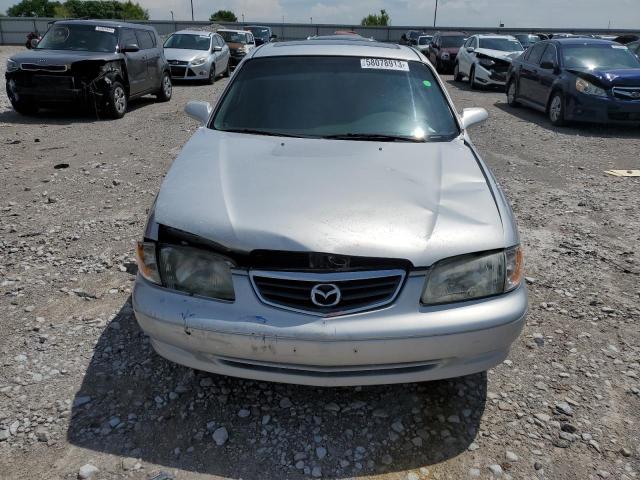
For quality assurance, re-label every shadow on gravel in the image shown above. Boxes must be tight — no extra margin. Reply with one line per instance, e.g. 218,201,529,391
494,102,640,138
0,97,158,125
68,298,487,479
444,78,506,93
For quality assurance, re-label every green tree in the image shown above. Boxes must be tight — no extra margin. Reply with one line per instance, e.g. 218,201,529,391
361,9,390,26
210,9,237,22
7,0,61,17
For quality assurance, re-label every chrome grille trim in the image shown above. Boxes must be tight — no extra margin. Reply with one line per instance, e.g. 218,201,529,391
249,269,406,317
21,63,68,72
612,86,640,100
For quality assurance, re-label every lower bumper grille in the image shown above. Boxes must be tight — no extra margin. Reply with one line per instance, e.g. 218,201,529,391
250,269,405,316
170,66,186,76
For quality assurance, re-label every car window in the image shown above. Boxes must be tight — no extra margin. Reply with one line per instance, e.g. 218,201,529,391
220,31,249,44
418,37,430,45
164,33,211,50
473,37,479,49
478,38,523,51
562,44,640,69
135,30,155,50
36,23,118,52
539,44,557,66
441,36,465,48
213,56,459,141
215,35,224,47
527,42,547,64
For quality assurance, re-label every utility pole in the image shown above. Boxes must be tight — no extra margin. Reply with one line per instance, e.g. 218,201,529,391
433,0,438,27
170,10,174,21
190,0,194,21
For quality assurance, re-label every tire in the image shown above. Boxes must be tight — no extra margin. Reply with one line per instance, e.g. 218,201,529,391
469,67,479,90
6,82,38,115
453,62,463,81
103,81,127,119
506,80,520,107
223,60,230,78
156,72,172,102
206,64,216,85
548,91,566,126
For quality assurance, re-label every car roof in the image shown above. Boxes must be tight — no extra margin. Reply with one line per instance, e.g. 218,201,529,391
551,38,621,46
252,40,420,61
171,29,213,36
474,34,516,39
53,19,155,31
246,25,271,28
218,28,251,34
308,34,373,42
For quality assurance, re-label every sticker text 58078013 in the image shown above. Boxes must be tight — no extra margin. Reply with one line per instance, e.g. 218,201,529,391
360,58,410,71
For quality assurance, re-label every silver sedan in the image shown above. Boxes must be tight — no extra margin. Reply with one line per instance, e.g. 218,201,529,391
134,40,527,387
163,30,230,83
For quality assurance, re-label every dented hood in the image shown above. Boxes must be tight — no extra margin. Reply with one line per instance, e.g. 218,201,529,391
475,48,522,63
153,129,505,267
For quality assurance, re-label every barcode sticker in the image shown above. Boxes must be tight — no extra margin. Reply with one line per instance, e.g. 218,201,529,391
360,58,409,71
95,26,115,33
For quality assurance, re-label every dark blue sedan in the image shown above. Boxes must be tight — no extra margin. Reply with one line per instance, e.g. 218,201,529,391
506,38,640,125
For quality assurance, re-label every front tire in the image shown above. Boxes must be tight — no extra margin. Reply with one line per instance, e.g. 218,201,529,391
506,80,520,107
156,72,172,102
104,81,127,119
469,67,479,90
453,62,463,81
548,91,566,126
206,64,216,85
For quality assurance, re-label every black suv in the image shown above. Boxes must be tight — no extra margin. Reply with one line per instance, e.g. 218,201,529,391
5,20,172,118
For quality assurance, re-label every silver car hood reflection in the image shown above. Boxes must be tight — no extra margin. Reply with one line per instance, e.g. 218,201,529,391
154,129,505,267
164,48,208,62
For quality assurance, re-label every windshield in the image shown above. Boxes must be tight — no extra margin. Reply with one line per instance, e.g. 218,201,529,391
516,34,539,44
562,44,640,70
36,24,117,52
164,33,211,50
213,56,459,141
220,31,249,44
248,27,270,39
441,36,465,47
418,36,432,45
479,38,524,51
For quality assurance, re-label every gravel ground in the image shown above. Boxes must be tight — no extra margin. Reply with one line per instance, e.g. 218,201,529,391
0,44,639,480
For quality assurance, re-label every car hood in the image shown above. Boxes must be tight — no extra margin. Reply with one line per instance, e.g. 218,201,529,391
153,129,505,267
9,49,121,65
164,48,207,62
475,48,522,62
567,67,640,87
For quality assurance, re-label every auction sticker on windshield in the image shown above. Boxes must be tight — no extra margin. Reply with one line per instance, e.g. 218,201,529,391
95,26,115,33
361,58,409,71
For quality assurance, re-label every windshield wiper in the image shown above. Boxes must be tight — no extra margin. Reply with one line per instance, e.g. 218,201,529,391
220,128,311,139
322,133,426,142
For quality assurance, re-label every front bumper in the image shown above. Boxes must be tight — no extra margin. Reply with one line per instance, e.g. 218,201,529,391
229,53,246,66
6,76,90,103
473,64,508,87
133,272,527,387
168,60,211,80
566,92,640,124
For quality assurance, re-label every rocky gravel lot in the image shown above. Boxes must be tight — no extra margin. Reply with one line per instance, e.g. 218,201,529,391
0,44,639,480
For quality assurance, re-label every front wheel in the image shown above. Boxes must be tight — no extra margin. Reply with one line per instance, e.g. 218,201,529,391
548,91,566,126
506,80,520,107
103,81,127,119
469,67,479,90
206,64,216,85
156,72,172,102
453,62,463,81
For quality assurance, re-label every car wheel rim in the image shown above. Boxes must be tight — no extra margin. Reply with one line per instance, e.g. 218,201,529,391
114,87,126,113
550,96,561,121
163,76,172,96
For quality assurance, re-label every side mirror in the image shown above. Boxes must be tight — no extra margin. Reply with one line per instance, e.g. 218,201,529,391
461,107,488,129
213,45,223,52
30,38,39,48
121,43,139,53
466,46,475,53
185,100,213,125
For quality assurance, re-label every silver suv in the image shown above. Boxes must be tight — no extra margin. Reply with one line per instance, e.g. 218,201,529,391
134,39,527,387
163,30,230,83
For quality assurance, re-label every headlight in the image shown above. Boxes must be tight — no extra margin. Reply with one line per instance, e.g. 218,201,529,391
136,241,162,285
158,245,235,301
6,59,19,72
575,78,606,97
441,52,450,60
421,246,523,305
243,45,252,53
478,57,495,68
191,57,207,66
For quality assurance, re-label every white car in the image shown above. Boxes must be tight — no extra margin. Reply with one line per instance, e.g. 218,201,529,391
454,34,524,89
164,30,231,83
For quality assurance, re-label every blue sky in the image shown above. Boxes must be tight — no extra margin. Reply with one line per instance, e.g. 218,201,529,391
1,0,638,28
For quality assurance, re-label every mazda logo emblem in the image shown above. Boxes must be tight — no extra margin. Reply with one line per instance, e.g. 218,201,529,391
310,284,341,307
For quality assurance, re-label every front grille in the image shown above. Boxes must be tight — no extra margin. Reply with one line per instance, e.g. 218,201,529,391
170,66,186,76
250,270,406,316
21,63,68,72
612,86,640,101
168,60,188,66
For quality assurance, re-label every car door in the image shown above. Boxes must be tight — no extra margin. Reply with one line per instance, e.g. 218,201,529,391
461,37,476,75
517,42,546,102
136,29,158,92
213,35,225,71
119,28,147,95
535,43,560,106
